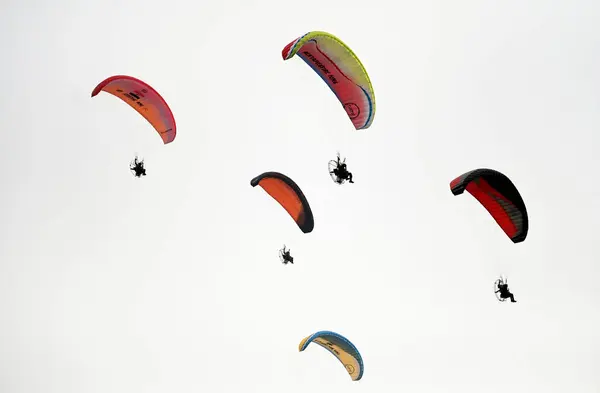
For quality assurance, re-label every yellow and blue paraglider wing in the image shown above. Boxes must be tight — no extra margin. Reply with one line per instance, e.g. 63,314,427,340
299,330,363,381
282,31,376,130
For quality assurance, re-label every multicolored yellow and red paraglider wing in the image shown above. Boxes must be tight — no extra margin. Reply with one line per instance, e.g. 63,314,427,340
299,330,364,381
91,75,176,144
450,168,529,243
282,31,375,130
251,172,314,233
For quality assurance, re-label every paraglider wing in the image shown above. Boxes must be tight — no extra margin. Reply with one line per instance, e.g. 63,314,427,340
282,31,375,130
91,75,176,144
299,331,363,381
251,172,314,233
450,168,528,243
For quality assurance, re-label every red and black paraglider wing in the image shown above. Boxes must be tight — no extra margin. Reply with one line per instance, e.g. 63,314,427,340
251,172,314,233
450,168,528,243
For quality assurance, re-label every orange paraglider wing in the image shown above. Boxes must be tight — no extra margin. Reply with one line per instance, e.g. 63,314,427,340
91,75,176,144
251,172,314,233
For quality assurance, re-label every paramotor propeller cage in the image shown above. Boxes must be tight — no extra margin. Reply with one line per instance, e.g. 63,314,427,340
279,249,286,263
328,158,346,185
494,278,507,302
130,156,143,169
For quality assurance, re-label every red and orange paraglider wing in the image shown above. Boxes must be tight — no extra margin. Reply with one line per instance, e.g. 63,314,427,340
251,172,314,233
91,75,176,144
450,168,528,243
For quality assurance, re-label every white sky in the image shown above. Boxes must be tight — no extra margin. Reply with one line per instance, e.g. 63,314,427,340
1,0,599,392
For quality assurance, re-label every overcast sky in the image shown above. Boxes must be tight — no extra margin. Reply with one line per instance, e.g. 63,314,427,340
1,0,599,392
